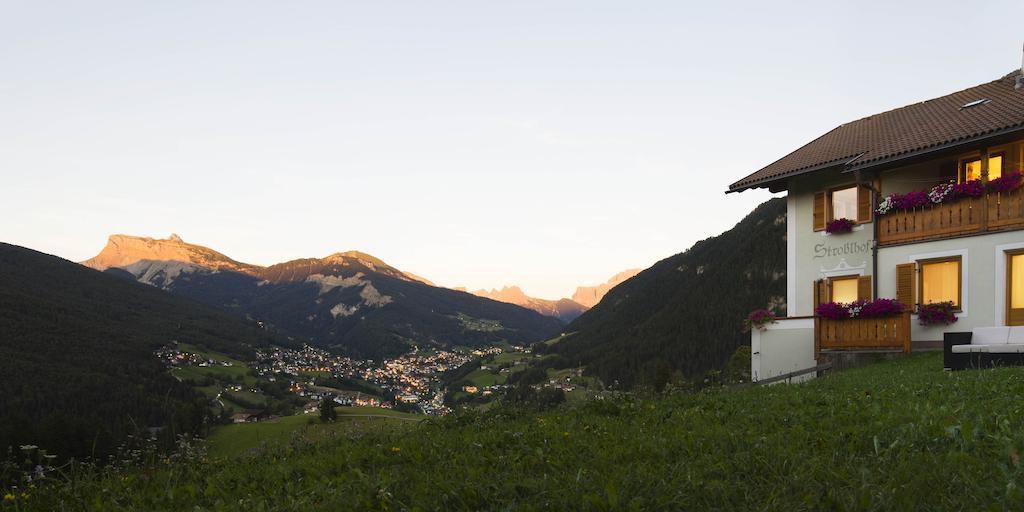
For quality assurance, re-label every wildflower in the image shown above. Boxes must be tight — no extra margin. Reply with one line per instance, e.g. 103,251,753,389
391,447,401,453
3,493,15,502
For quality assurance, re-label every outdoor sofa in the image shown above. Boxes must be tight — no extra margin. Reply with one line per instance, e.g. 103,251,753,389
944,326,1024,370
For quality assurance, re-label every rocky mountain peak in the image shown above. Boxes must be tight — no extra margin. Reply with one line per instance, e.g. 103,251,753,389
571,268,642,308
82,234,251,273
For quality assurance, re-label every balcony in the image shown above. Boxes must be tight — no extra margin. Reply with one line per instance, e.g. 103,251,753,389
877,187,1024,246
815,311,912,355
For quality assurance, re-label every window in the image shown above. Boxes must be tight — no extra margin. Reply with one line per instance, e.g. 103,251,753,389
1008,251,1024,326
830,186,858,221
829,275,859,304
961,154,1003,182
813,185,870,231
919,257,961,309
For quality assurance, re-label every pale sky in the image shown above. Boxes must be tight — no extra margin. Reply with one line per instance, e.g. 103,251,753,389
2,1,1023,299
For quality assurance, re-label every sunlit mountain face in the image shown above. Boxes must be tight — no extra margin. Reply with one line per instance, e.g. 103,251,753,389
83,234,562,359
467,286,588,323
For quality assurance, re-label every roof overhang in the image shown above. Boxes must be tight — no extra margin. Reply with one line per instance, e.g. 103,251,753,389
728,124,1024,194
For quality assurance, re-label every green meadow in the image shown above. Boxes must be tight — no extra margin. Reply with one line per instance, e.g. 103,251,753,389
12,352,1024,510
206,407,422,458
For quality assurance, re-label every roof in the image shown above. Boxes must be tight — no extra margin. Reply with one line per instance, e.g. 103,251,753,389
729,70,1024,192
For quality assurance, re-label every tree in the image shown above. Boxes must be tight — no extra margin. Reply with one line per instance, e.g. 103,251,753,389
318,396,337,423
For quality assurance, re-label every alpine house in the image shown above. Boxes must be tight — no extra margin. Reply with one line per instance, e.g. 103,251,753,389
730,65,1024,381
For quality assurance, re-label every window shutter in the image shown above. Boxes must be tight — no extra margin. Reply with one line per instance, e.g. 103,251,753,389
896,264,916,310
857,275,872,301
857,185,872,223
814,279,828,307
813,192,826,231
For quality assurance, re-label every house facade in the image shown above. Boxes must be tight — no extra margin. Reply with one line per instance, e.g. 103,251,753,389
731,70,1024,381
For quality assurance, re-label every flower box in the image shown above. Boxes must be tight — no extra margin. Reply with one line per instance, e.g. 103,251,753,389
815,298,904,320
825,218,855,234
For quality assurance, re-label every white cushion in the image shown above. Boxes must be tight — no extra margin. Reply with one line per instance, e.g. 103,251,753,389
989,344,1024,353
1009,327,1024,344
972,327,1010,345
952,344,989,353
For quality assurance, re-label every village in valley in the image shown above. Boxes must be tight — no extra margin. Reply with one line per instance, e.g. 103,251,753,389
156,338,592,423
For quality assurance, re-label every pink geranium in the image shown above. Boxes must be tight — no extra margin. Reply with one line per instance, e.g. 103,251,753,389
825,218,855,234
988,171,1022,194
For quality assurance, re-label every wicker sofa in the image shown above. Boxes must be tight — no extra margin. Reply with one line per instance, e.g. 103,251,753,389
944,327,1024,370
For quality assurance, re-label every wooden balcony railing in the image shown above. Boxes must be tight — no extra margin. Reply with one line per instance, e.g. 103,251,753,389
878,188,1024,246
815,311,911,356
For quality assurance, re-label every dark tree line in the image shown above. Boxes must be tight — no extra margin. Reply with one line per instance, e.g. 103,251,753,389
551,198,787,389
0,243,295,466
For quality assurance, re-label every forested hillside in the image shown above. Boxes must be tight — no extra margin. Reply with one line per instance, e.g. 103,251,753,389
553,198,786,388
0,243,296,463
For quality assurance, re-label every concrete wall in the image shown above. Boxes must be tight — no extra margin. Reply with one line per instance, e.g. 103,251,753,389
751,318,815,383
877,231,1024,341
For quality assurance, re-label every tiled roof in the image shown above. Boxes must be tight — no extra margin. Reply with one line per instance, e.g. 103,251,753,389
729,71,1024,192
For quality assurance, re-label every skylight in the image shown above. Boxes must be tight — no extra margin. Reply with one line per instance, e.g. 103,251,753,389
961,98,991,109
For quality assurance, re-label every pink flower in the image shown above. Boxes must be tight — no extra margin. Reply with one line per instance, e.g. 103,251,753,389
825,218,855,234
988,171,1022,194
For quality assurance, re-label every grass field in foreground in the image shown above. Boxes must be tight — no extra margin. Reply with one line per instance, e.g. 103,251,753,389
206,406,422,458
16,352,1024,510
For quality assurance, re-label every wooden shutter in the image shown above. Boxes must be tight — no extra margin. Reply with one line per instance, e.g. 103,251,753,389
896,264,916,310
857,275,872,301
813,192,827,231
856,185,872,223
814,279,828,307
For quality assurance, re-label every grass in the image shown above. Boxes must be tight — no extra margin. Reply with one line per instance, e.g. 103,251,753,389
15,352,1024,510
205,407,422,458
491,352,532,365
465,369,504,388
171,364,255,386
177,343,244,365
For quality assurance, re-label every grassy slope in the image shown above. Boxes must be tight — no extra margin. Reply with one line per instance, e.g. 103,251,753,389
206,407,422,458
17,352,1024,510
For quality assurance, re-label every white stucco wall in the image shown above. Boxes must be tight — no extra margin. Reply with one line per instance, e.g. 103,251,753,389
877,231,1024,340
751,318,815,383
787,171,875,316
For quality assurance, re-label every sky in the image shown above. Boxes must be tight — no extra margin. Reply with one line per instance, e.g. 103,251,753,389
2,1,1023,300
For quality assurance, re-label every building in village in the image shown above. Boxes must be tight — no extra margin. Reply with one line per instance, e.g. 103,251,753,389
729,64,1024,381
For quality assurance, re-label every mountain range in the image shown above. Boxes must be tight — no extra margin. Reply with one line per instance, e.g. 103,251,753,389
83,235,562,359
570,269,641,308
463,270,641,322
467,286,587,323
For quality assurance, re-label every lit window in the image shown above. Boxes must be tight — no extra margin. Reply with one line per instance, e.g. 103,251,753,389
919,258,961,308
830,276,859,304
962,154,1003,181
1010,253,1024,309
830,186,858,221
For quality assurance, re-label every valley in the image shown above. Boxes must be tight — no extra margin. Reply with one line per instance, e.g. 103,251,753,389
84,235,563,359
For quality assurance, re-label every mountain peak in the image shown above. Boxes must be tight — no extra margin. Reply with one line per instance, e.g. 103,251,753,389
83,233,251,272
571,268,642,308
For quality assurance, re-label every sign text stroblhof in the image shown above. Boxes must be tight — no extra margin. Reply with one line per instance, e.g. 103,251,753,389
813,240,871,260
